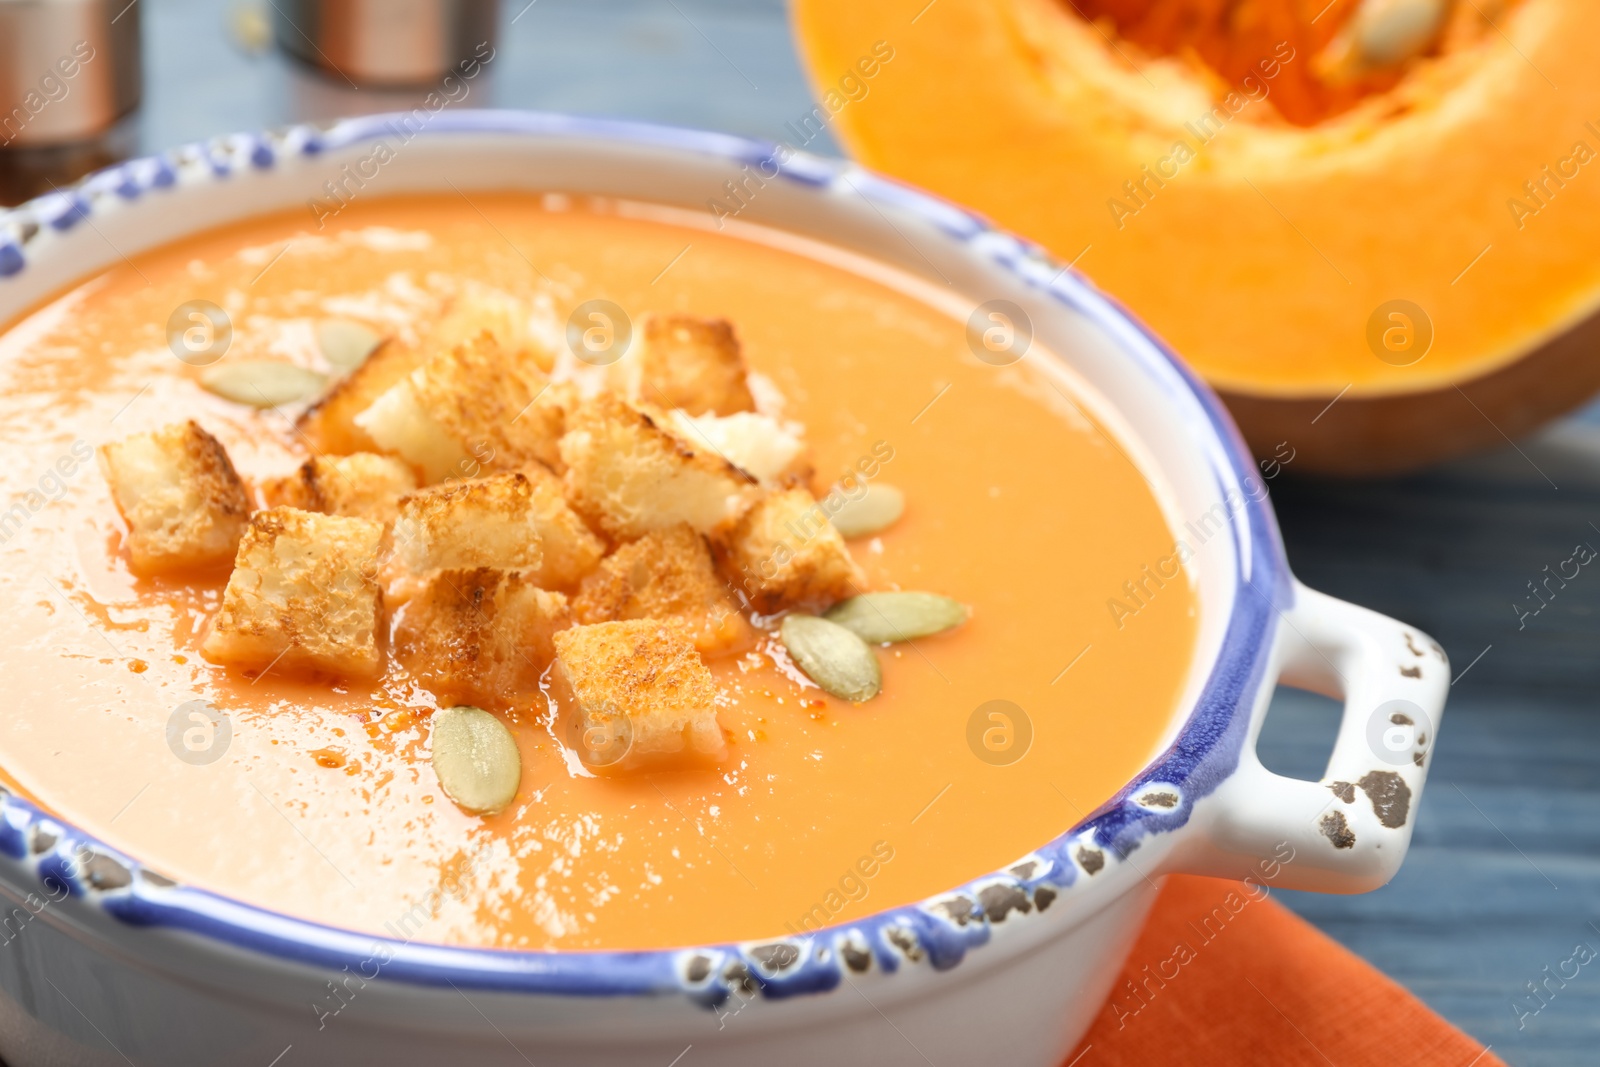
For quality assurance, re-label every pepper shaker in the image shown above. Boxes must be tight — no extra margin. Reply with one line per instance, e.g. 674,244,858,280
0,0,142,205
272,0,497,88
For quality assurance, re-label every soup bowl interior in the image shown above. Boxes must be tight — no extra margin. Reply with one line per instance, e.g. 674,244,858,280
0,111,1442,1067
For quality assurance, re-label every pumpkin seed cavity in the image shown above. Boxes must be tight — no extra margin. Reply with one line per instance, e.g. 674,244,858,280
824,592,969,645
829,483,904,539
779,614,882,702
430,705,522,815
317,319,383,373
200,360,327,407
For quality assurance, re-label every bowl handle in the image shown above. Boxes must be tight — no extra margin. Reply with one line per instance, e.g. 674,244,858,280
1176,582,1448,894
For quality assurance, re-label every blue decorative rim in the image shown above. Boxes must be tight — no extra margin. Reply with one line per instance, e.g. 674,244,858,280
0,110,1291,1006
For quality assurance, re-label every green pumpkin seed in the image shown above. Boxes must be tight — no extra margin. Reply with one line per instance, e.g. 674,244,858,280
780,614,882,702
317,319,383,373
829,483,904,539
200,360,327,407
430,705,521,815
824,592,969,645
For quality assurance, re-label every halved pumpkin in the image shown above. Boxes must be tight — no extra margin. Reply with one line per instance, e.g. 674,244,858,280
793,0,1600,474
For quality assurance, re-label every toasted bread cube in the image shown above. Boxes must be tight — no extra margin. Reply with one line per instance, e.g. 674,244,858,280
433,283,556,374
575,524,749,653
664,410,808,486
202,508,385,678
260,453,417,523
393,568,571,707
98,420,250,575
354,332,562,483
608,313,755,417
519,379,577,477
552,619,723,763
560,393,753,540
392,472,544,575
298,339,429,455
714,488,864,613
520,462,605,589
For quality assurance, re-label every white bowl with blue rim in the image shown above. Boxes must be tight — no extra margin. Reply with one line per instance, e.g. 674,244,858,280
0,111,1448,1067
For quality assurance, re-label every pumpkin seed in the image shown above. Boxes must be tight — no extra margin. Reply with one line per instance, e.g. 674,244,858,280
316,319,383,373
829,483,904,539
780,614,882,702
824,592,969,645
1354,0,1447,68
200,360,327,407
430,705,521,815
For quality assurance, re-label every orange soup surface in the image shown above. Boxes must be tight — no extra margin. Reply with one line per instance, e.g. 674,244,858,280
0,194,1197,950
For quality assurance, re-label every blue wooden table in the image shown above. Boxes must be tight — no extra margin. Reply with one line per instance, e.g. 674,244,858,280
71,1,1600,1062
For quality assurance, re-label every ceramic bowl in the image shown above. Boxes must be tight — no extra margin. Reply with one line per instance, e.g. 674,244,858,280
0,111,1448,1067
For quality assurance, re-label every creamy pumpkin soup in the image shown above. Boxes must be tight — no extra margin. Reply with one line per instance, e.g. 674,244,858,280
0,194,1197,950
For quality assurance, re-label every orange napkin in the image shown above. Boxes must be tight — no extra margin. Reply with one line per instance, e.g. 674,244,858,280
1065,875,1501,1067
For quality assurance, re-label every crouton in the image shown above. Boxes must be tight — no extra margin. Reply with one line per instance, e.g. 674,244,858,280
713,487,865,613
664,410,808,486
519,462,604,589
393,568,571,707
354,332,562,483
433,283,556,374
521,379,578,477
551,619,723,766
608,313,756,416
98,420,250,575
559,392,753,540
298,339,429,455
300,286,556,458
202,507,385,678
574,524,750,653
391,472,544,575
259,453,417,523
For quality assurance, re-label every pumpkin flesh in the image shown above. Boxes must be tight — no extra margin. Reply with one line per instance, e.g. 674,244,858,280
794,0,1600,472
